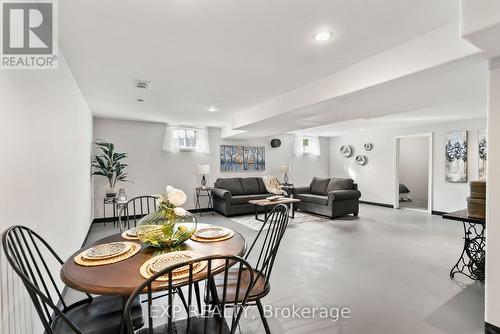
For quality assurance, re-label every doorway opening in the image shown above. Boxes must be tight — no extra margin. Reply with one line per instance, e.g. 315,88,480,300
394,133,433,214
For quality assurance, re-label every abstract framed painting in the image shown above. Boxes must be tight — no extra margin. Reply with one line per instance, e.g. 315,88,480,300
478,129,487,180
220,145,265,171
445,131,468,183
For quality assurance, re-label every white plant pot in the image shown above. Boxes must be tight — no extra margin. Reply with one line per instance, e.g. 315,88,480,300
105,186,117,198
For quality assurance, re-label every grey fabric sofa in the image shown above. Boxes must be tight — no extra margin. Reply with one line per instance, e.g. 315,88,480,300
293,177,361,219
212,177,275,217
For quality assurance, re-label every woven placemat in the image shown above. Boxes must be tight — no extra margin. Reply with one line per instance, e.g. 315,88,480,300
140,251,207,281
121,231,139,240
191,228,234,243
74,242,141,267
82,242,132,260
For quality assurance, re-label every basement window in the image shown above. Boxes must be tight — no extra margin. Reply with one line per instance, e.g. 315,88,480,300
302,138,312,153
162,125,210,154
174,128,197,150
294,135,321,156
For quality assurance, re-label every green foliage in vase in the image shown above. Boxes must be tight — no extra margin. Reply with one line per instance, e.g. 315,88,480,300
91,140,131,187
136,186,196,248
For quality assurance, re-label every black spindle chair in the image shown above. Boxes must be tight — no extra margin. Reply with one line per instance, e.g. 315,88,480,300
124,255,254,334
119,195,158,231
118,195,197,311
211,204,290,334
2,225,144,334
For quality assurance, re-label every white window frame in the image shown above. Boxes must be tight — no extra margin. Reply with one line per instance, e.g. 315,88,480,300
163,124,210,154
174,127,197,151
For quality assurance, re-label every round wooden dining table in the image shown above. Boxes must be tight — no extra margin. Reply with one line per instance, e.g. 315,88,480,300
60,226,247,296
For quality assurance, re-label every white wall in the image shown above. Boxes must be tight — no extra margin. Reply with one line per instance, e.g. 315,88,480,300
0,55,93,334
92,118,331,217
485,57,500,329
399,136,429,203
330,118,486,212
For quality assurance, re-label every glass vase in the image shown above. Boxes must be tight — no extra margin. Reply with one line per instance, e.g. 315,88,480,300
136,210,197,248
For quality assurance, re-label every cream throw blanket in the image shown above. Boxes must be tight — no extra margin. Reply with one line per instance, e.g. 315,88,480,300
263,176,288,196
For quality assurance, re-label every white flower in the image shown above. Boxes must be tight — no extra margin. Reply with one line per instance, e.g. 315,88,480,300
174,207,187,217
165,185,175,194
167,188,187,207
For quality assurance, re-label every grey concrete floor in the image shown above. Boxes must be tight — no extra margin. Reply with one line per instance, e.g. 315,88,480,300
83,204,484,334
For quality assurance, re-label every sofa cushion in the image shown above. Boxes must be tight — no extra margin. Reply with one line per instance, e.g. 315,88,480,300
240,178,262,195
327,178,354,192
310,177,331,196
231,194,270,204
295,194,329,206
215,178,244,195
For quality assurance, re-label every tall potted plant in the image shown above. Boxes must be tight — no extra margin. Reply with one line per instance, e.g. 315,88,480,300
91,140,131,197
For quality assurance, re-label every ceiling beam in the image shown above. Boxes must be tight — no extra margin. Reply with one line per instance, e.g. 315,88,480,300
226,23,480,138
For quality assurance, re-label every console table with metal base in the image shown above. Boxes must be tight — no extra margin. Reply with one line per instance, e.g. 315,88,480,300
443,209,485,283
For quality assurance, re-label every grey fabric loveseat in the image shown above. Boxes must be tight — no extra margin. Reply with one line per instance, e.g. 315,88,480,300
212,177,275,217
293,177,361,218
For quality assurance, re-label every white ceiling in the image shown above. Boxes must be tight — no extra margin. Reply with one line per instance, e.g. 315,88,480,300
60,0,460,129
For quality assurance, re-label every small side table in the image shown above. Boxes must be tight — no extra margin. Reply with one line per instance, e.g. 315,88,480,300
195,187,214,216
282,184,296,212
281,183,295,197
103,197,117,226
103,197,128,227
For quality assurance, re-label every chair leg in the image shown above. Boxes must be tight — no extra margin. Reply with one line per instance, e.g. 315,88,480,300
194,282,202,313
256,299,271,334
176,288,189,312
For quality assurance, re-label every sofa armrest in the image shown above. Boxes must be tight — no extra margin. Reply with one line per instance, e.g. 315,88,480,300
352,183,358,191
293,186,310,196
212,188,232,201
328,190,361,202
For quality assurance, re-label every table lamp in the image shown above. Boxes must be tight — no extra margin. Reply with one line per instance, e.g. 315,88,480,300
198,164,210,188
280,164,290,185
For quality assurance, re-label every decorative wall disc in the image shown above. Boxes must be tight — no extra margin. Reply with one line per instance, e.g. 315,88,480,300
270,139,281,148
340,145,353,158
364,143,373,151
356,155,368,166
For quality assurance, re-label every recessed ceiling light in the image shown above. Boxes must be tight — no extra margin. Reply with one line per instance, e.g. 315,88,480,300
136,98,144,103
208,106,219,112
314,31,332,42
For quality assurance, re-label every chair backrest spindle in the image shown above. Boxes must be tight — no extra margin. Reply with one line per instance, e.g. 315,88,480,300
2,226,89,334
124,255,254,334
119,195,158,230
245,204,289,285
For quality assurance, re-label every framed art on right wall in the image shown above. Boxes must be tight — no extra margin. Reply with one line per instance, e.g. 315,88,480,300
445,131,468,183
479,129,487,180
